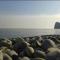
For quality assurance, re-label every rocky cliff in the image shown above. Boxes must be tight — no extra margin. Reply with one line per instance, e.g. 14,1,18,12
54,22,60,29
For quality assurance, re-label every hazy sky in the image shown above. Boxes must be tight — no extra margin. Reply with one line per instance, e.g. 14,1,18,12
0,1,60,29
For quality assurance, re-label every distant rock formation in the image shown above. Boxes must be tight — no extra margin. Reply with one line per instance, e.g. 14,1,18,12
54,22,60,29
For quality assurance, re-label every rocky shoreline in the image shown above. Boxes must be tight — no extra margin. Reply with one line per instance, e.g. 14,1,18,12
0,35,60,60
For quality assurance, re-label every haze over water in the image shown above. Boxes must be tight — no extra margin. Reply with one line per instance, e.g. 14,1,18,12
0,1,60,38
0,29,59,38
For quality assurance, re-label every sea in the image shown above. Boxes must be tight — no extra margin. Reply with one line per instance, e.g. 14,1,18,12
0,28,60,38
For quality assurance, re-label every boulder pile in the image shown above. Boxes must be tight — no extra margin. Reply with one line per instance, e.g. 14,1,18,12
0,35,60,60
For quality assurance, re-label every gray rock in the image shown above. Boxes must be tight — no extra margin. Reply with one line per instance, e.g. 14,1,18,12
34,50,46,58
41,39,56,51
25,46,34,57
46,48,60,60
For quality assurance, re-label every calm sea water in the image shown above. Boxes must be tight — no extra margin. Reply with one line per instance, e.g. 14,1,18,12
0,28,60,38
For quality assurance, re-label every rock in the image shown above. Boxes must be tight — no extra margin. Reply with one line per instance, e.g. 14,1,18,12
13,37,29,53
46,47,60,60
13,41,28,54
10,38,16,45
3,53,12,60
24,37,30,43
41,39,56,51
0,50,3,60
0,47,8,53
34,50,46,58
54,22,60,29
14,37,25,43
0,35,60,60
50,37,60,44
6,49,18,57
23,41,30,46
19,51,25,57
1,38,12,48
25,46,34,57
20,57,30,60
47,47,60,53
5,49,18,60
36,40,42,47
57,44,60,49
31,58,45,60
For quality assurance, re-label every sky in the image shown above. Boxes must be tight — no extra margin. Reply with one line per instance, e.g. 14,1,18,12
0,1,60,29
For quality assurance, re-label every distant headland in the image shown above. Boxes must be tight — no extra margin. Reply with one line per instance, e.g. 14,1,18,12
54,22,60,29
